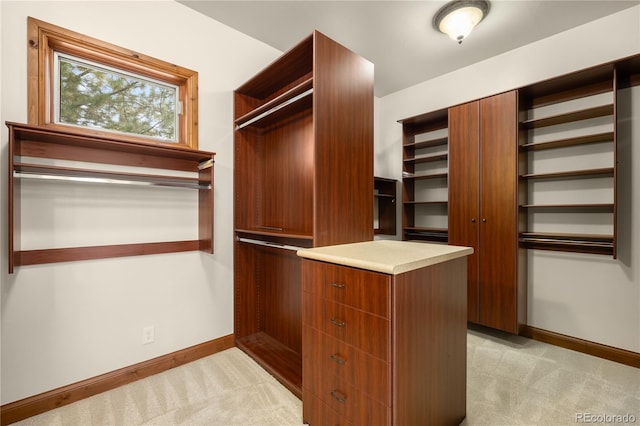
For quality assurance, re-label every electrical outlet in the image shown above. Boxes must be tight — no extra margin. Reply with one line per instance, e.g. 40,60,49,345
142,325,155,345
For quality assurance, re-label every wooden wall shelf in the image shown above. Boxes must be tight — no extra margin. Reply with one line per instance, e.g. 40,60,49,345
403,153,448,164
6,121,215,273
520,131,614,151
400,108,449,243
518,60,621,257
520,168,614,180
519,232,614,256
521,104,613,129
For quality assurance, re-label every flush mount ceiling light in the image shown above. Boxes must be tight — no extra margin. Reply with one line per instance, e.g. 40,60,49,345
433,0,490,44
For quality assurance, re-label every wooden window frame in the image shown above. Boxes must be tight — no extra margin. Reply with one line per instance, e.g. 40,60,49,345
27,16,199,150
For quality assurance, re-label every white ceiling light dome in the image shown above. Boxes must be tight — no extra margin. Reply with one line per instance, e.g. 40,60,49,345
434,0,490,44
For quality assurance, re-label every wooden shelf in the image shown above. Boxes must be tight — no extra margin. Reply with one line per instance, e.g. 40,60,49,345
404,200,448,205
403,137,448,150
520,167,614,180
403,227,448,242
236,332,302,398
521,104,613,129
520,203,613,212
404,153,448,164
520,131,614,151
402,172,448,180
7,121,215,273
518,62,620,258
374,177,396,235
519,232,613,256
400,107,449,244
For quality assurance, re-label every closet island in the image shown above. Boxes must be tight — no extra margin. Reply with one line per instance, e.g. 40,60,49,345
298,240,473,426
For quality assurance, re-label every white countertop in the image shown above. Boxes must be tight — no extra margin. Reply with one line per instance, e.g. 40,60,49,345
297,240,473,275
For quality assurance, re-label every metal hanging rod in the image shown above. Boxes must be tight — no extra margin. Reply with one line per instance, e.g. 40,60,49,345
14,171,211,190
236,88,313,130
237,237,306,252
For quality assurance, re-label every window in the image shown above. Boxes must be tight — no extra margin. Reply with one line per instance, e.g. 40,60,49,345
27,17,198,149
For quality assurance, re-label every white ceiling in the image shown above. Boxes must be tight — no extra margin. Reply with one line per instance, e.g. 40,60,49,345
178,0,638,96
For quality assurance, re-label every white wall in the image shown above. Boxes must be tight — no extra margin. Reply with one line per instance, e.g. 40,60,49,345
0,0,281,404
376,6,640,352
2,0,638,408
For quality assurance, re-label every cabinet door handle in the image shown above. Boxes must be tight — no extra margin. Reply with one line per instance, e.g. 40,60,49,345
330,353,346,365
482,218,487,223
330,282,345,289
330,318,346,327
471,218,476,223
330,389,347,404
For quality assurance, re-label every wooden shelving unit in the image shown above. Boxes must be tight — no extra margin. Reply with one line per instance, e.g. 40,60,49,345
6,121,215,273
374,177,397,235
233,31,374,398
518,63,618,257
399,108,448,242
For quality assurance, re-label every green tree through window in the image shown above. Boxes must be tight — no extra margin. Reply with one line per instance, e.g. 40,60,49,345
28,17,199,149
57,55,178,141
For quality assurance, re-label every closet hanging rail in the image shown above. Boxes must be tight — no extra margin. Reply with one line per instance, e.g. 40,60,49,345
237,237,306,252
13,164,210,190
235,86,313,130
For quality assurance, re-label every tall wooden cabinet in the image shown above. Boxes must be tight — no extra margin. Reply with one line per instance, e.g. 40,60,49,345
233,31,374,397
448,90,526,334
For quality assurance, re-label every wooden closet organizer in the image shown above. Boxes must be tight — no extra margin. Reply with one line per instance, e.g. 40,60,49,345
7,121,215,273
233,31,374,397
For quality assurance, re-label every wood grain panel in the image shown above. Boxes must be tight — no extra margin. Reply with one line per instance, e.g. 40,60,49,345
259,110,314,236
312,31,374,247
303,367,390,426
15,241,199,267
303,326,390,404
303,293,390,362
448,101,480,323
479,91,520,333
392,257,467,426
302,259,390,318
302,392,354,426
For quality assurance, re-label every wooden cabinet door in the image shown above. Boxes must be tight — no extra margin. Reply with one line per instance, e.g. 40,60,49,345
478,91,519,333
448,101,480,323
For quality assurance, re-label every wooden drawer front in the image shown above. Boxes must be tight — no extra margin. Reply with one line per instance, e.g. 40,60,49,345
303,326,390,404
303,293,390,361
303,369,390,426
303,392,354,426
302,260,390,318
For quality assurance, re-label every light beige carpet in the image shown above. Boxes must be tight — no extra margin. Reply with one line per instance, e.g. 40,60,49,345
12,328,640,425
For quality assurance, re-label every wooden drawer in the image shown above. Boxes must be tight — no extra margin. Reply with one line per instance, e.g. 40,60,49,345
303,293,390,361
303,392,353,426
302,260,390,318
303,326,390,404
303,369,390,426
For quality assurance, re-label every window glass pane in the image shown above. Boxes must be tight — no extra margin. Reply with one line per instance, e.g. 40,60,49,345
56,53,179,142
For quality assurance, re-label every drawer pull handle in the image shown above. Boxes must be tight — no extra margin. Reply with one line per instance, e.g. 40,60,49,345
330,390,347,404
330,354,346,365
330,282,345,289
330,318,346,327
